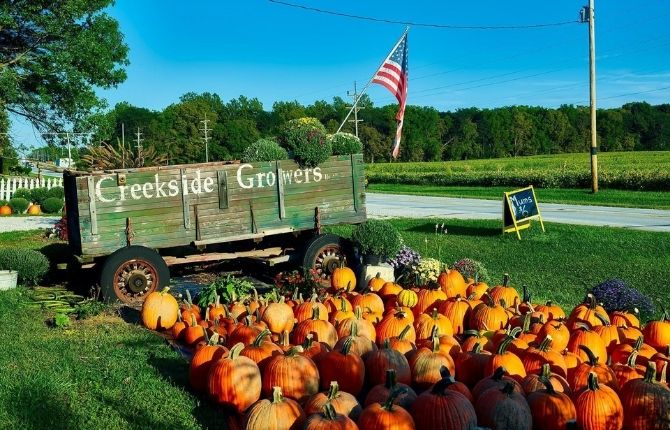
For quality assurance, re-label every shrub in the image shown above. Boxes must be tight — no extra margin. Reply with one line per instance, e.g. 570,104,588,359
591,278,654,320
30,187,50,205
42,197,64,214
11,188,32,201
9,197,29,214
0,248,50,285
351,219,403,259
0,199,7,206
451,258,491,283
328,132,363,155
277,117,331,167
241,138,288,162
47,186,65,199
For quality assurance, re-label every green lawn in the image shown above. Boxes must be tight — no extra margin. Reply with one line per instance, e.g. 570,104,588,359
367,184,670,209
0,289,227,430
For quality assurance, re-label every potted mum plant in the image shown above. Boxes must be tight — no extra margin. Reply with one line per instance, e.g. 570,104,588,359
351,220,403,265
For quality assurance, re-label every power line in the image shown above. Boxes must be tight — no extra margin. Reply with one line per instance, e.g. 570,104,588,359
268,0,579,30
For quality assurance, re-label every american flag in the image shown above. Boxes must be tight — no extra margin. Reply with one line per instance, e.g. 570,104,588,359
372,32,408,159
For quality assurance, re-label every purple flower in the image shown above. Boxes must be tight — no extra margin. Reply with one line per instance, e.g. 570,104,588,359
591,278,654,319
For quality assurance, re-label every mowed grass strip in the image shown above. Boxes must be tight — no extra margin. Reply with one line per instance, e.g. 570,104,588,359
366,184,670,210
0,289,225,430
329,218,670,319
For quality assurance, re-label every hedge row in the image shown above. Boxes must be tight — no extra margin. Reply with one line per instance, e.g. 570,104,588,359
366,169,670,191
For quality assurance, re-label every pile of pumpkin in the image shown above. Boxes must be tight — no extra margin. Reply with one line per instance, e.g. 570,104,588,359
141,269,670,430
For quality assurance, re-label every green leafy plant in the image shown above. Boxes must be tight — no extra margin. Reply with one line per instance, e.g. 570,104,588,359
47,186,65,199
274,269,321,298
0,199,7,206
277,117,331,167
451,258,491,283
328,132,363,155
74,300,108,320
196,274,254,307
11,188,32,201
351,219,403,259
42,197,64,214
0,248,50,285
8,197,29,214
53,313,71,328
30,187,49,206
242,138,288,162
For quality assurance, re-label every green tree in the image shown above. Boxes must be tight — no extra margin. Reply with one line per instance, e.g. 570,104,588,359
0,0,129,130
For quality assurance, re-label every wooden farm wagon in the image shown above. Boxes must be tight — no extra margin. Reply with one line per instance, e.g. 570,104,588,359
63,155,366,303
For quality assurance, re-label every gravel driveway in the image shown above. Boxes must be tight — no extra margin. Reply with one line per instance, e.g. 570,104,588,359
0,216,60,233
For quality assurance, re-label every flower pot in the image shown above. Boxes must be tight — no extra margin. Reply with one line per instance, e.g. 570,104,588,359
0,270,18,291
363,255,384,265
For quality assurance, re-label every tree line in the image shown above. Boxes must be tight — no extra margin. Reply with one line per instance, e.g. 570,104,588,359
86,94,670,164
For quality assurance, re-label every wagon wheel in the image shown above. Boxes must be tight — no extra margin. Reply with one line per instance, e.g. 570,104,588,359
99,246,170,303
302,234,355,287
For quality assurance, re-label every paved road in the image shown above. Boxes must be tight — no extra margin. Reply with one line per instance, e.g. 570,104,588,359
366,193,670,232
0,216,60,233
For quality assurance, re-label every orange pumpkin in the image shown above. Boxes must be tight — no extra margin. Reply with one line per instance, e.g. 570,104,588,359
331,264,356,292
367,273,386,292
294,294,329,323
0,205,12,216
574,372,623,430
292,307,338,348
304,402,358,430
243,386,305,430
571,345,619,393
304,381,362,421
141,287,179,330
364,369,417,410
410,374,477,429
469,294,509,331
364,343,412,387
484,336,527,383
189,333,227,392
526,376,577,430
619,362,670,430
262,346,320,402
407,334,456,391
240,329,283,369
318,338,366,396
438,296,472,335
414,308,453,340
27,204,41,215
642,310,670,351
377,310,415,345
437,269,467,298
474,382,532,430
488,273,520,307
357,389,416,430
261,297,295,335
208,342,262,413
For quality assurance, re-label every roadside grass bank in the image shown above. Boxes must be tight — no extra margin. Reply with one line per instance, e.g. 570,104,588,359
366,184,670,210
365,151,670,191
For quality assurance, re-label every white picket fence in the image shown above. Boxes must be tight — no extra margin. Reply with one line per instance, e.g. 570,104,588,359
0,176,64,201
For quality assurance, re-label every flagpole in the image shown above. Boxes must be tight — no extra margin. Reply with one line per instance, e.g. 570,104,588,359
336,26,409,133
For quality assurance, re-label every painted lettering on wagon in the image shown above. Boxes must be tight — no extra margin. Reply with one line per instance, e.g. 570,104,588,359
235,164,323,189
94,164,328,202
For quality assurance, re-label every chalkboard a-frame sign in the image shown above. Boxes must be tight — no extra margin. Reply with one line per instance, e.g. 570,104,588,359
503,186,545,239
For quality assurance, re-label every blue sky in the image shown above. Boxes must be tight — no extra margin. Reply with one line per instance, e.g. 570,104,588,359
11,0,670,147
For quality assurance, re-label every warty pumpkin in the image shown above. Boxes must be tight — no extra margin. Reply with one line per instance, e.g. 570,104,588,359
243,386,305,430
208,342,262,413
475,382,533,430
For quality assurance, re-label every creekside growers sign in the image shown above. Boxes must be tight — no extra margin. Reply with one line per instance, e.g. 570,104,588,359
93,164,327,203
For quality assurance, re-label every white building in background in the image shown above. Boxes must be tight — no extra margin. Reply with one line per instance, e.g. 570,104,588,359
56,158,74,168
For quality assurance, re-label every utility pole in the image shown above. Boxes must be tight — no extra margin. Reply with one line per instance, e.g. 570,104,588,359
581,0,598,193
199,115,211,162
135,127,144,167
346,81,364,137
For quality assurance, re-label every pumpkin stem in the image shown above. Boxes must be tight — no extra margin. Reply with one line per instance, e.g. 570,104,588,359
431,308,439,320
633,336,644,351
497,336,514,355
271,386,284,403
626,350,639,367
341,337,354,355
312,305,321,321
229,342,244,359
279,330,290,347
538,335,553,352
382,387,406,411
302,334,314,349
501,381,516,395
384,369,397,389
208,332,220,345
160,286,171,294
326,381,340,399
522,284,531,303
586,372,600,391
539,363,552,378
502,273,510,287
354,306,363,320
594,312,610,326
585,293,597,309
431,329,440,353
431,373,457,395
499,298,507,309
473,343,483,354
350,321,359,338
659,361,667,385
185,289,193,306
578,345,600,365
252,329,272,347
398,325,411,340
285,346,304,357
492,366,507,381
322,402,338,421
190,314,197,327
643,361,658,383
